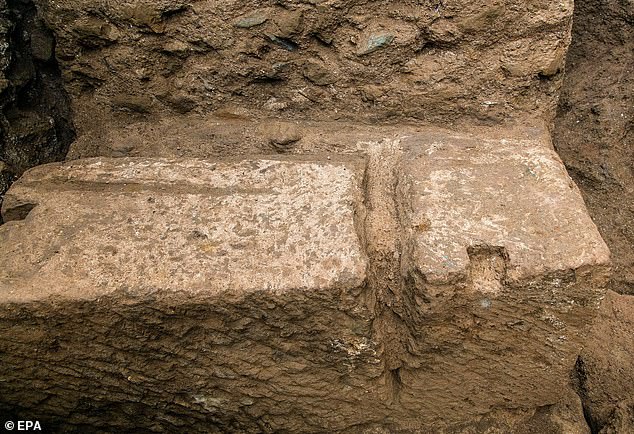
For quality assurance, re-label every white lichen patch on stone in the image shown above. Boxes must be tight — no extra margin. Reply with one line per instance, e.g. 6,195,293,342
0,157,368,301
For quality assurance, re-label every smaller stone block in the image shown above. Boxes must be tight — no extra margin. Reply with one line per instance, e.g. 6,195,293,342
396,129,610,421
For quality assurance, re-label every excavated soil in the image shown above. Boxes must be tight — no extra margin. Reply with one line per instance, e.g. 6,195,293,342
552,0,634,431
553,0,634,296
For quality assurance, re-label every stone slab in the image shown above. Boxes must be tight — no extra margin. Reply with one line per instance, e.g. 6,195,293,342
0,157,367,302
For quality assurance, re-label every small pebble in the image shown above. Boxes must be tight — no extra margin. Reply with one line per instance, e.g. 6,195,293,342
234,15,268,28
357,33,394,56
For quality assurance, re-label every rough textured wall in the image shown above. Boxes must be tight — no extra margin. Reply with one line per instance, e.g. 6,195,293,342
37,0,573,135
552,0,634,431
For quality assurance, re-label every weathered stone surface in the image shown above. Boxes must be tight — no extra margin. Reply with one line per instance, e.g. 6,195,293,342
0,156,384,432
394,129,611,422
1,157,368,300
400,131,609,283
0,128,612,432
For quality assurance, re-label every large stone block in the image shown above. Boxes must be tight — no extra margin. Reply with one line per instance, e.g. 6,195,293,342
0,128,612,432
0,157,384,432
395,129,611,423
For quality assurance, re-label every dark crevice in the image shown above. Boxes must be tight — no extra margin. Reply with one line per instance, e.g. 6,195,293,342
0,0,75,225
160,6,189,20
2,201,37,222
250,76,285,84
0,165,15,224
388,367,402,405
0,0,76,175
574,356,601,434
266,35,299,51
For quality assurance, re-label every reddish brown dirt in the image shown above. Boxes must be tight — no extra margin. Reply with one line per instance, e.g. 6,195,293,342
553,0,634,431
553,0,634,296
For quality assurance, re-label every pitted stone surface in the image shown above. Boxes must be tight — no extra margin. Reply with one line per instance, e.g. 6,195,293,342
394,129,611,419
0,156,386,433
399,131,610,284
0,157,367,302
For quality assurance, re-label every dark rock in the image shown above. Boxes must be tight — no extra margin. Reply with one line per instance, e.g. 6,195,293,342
265,34,298,51
234,14,268,29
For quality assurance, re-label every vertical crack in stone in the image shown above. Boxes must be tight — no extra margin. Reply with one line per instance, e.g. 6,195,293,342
387,367,403,406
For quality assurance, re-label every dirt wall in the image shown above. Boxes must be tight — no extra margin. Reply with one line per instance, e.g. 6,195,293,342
37,0,573,136
553,0,634,431
553,0,633,297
